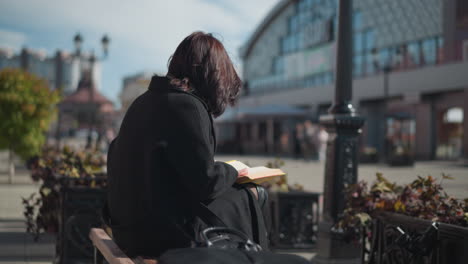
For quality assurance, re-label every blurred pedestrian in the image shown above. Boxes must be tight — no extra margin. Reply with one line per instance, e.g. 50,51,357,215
303,120,317,160
293,123,305,159
318,126,328,162
280,131,289,155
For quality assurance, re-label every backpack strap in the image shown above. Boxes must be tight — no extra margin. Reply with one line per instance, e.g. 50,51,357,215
195,202,228,228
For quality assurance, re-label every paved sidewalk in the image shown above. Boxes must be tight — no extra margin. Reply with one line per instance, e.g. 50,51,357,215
0,183,56,264
216,155,468,199
0,152,55,264
0,219,55,264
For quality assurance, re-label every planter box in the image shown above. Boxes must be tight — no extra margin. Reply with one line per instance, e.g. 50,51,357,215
268,191,321,249
387,154,414,166
360,153,378,164
55,177,107,264
363,212,468,264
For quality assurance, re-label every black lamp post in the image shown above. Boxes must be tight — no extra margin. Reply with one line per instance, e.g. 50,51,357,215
72,33,110,149
313,0,365,263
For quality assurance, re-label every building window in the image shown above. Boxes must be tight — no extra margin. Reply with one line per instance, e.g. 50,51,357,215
315,73,324,86
379,48,391,68
273,57,284,75
323,71,333,85
289,16,299,33
353,11,363,31
365,52,375,75
353,54,363,77
436,36,444,63
290,35,296,52
422,38,436,65
298,0,307,11
351,9,375,77
364,30,375,51
281,37,289,54
354,32,364,53
408,42,420,66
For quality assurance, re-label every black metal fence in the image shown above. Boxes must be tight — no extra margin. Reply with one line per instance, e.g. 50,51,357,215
56,177,107,264
362,212,468,264
54,178,321,261
269,191,321,249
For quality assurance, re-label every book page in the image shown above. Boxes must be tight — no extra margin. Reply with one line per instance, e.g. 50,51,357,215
236,166,286,184
226,160,250,171
247,167,285,179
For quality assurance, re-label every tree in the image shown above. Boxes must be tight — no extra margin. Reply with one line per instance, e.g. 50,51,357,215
0,68,60,183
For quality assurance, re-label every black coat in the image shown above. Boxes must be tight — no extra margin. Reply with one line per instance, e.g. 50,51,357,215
107,76,250,257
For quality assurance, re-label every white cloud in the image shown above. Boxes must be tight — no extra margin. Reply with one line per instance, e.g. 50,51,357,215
0,0,280,101
0,29,27,51
0,0,279,65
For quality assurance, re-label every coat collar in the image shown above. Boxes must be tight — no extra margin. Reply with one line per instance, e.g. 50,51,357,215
148,75,210,111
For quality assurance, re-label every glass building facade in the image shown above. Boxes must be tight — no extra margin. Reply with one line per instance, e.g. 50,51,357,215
242,0,445,95
234,0,468,160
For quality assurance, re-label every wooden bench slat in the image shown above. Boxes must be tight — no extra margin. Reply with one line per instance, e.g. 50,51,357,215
89,228,135,264
135,256,158,264
89,228,158,264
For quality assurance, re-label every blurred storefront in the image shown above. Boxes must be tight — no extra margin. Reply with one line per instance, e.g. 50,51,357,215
227,0,468,160
216,105,309,156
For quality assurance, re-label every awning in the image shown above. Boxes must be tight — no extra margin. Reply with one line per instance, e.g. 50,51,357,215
216,104,308,123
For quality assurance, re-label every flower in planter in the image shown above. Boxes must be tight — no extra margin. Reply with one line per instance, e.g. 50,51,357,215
23,145,107,241
336,173,468,241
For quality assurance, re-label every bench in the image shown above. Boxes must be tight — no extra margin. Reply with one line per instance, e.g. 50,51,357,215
89,228,158,264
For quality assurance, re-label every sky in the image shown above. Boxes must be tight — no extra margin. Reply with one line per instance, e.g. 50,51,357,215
0,0,280,106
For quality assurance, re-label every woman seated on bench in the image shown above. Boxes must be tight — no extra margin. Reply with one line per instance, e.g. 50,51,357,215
106,31,269,258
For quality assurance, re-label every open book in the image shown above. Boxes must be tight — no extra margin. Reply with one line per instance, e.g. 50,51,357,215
226,160,286,184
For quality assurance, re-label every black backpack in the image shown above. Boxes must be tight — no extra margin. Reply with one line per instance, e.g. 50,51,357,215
158,202,310,264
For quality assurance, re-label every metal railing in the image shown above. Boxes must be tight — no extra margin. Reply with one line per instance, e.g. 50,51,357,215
362,212,468,264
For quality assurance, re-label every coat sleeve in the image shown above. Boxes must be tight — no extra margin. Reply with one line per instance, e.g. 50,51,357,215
166,95,238,201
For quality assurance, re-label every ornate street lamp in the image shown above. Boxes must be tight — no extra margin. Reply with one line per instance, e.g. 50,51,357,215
74,33,83,55
73,33,110,149
314,0,365,263
101,35,110,57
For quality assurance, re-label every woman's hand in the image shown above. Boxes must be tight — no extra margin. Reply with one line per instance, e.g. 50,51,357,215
238,168,248,177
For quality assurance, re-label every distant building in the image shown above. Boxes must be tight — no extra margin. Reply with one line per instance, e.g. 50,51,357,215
58,70,115,146
114,72,155,130
119,72,154,114
219,0,468,160
0,47,101,95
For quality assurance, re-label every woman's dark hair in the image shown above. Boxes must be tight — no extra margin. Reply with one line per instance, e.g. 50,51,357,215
167,31,241,117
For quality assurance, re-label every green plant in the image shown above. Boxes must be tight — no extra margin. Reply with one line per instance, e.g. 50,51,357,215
0,68,60,182
336,173,468,241
23,145,106,241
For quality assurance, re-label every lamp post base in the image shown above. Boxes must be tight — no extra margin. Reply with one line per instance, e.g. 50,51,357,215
311,221,361,264
313,113,365,264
